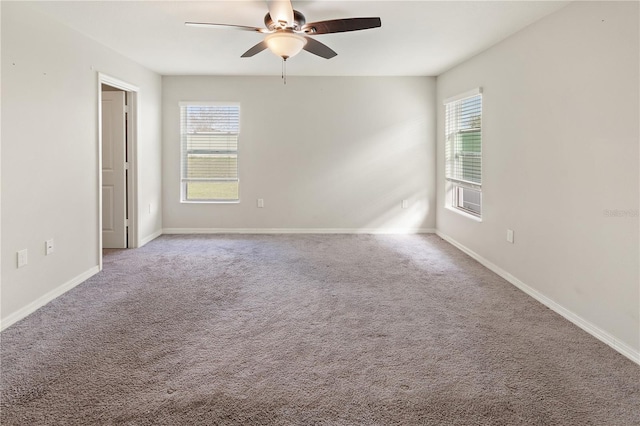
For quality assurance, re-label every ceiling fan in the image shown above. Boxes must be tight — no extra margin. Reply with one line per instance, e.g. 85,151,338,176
185,0,382,61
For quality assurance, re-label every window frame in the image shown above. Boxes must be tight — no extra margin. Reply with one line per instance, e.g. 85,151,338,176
179,101,241,203
444,88,483,220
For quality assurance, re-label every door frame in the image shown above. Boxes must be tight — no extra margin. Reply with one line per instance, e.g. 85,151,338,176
97,73,140,270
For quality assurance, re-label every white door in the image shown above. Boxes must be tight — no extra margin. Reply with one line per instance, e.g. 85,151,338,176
102,91,127,248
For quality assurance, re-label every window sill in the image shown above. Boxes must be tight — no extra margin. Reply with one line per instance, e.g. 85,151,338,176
445,205,482,222
181,200,240,204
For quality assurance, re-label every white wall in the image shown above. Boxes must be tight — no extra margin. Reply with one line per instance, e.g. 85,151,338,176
436,1,639,356
1,2,163,325
163,76,436,232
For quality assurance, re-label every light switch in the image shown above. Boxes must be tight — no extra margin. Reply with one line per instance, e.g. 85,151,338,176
507,229,514,244
46,239,54,255
17,249,28,268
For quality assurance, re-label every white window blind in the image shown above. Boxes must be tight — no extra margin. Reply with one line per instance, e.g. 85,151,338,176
445,89,482,217
180,103,240,202
445,92,482,188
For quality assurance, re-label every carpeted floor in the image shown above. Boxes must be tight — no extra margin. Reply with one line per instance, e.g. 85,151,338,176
1,234,639,425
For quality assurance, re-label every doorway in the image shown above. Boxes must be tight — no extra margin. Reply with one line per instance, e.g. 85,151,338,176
98,74,139,269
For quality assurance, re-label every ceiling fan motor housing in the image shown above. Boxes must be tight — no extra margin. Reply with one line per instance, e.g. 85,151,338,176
264,10,306,31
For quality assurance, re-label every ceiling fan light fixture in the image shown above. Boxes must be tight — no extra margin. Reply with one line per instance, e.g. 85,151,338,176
265,31,307,59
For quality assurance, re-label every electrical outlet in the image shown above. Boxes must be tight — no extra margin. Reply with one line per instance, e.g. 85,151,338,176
46,239,54,255
507,229,514,244
257,198,264,208
17,249,28,268
402,199,409,209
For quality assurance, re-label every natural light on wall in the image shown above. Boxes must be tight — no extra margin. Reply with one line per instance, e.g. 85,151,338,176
308,116,432,232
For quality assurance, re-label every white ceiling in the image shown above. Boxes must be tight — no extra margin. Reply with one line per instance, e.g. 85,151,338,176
29,1,569,76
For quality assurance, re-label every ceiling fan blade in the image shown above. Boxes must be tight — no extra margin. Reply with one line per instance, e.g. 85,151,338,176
303,37,337,59
185,22,265,33
241,41,268,57
266,0,294,27
302,17,382,35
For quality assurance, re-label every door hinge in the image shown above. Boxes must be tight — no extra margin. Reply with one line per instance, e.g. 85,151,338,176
125,162,129,170
125,219,129,227
124,105,130,114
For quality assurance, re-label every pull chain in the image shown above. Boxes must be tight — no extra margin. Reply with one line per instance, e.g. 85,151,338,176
281,57,288,85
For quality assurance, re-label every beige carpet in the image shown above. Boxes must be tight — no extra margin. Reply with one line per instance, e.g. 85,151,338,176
1,234,639,425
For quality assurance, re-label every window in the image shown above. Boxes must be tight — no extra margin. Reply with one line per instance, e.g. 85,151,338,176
445,89,482,218
180,103,240,202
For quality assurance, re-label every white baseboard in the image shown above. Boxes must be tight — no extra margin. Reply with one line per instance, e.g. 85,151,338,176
435,231,640,366
163,228,436,235
139,229,163,247
0,266,100,332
